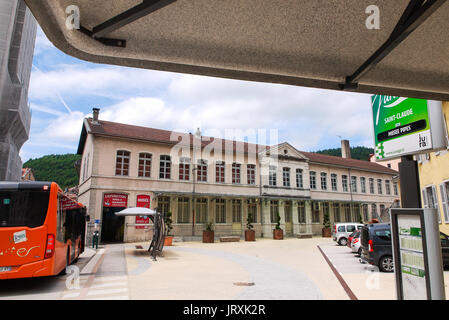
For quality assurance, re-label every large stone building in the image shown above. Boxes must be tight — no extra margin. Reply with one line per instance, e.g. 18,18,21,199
77,109,399,243
0,0,36,181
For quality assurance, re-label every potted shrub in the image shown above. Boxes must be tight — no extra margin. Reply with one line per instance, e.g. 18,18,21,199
273,211,283,240
202,222,215,243
245,213,256,241
322,209,331,237
164,211,174,246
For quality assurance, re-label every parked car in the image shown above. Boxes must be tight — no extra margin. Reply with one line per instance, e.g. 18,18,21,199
351,230,362,256
347,230,358,249
360,223,394,272
361,223,449,272
333,222,364,246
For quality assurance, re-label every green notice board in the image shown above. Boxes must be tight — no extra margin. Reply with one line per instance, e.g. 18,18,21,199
372,95,432,160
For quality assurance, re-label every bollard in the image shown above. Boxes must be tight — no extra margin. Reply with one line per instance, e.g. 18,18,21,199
92,231,99,249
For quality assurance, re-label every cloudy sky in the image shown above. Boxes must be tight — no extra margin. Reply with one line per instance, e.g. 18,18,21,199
22,26,376,162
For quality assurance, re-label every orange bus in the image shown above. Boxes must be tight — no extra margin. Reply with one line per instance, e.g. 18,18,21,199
0,181,87,279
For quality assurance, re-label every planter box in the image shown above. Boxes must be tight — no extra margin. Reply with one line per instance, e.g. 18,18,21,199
202,231,215,243
273,229,283,240
322,228,332,238
245,230,256,241
164,236,173,246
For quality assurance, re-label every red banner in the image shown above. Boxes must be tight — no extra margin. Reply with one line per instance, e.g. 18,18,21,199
61,197,80,210
103,193,128,208
136,195,151,229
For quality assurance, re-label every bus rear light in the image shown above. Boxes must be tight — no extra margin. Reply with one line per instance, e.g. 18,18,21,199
368,239,373,252
44,234,55,259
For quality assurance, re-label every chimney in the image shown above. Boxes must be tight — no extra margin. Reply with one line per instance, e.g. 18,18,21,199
341,139,351,159
92,108,100,124
195,127,201,138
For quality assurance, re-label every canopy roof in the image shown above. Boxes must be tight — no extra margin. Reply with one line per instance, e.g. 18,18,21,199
115,207,157,216
25,0,449,100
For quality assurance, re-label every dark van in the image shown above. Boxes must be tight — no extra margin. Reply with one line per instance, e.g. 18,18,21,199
360,223,394,272
361,222,449,272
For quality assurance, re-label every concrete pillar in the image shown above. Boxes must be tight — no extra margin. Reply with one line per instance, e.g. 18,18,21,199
261,200,272,237
305,200,313,234
292,201,300,235
278,200,286,231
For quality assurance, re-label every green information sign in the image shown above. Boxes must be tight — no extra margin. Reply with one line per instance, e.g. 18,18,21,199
372,95,432,160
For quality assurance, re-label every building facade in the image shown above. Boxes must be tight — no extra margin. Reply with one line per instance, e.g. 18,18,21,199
418,101,449,234
77,110,399,243
0,0,36,181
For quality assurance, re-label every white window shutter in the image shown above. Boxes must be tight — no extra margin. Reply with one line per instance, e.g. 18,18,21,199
422,189,428,208
432,185,441,223
440,184,449,223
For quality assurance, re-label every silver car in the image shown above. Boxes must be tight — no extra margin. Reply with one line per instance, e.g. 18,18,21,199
333,223,364,246
351,230,362,256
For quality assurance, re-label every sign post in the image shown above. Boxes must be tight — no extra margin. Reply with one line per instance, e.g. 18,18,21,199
371,95,447,300
371,96,447,161
390,208,445,300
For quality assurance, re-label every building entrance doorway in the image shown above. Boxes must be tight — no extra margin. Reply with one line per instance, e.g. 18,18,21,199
101,193,128,243
101,207,125,242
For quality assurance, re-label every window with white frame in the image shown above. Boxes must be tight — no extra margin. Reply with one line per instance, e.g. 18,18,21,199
138,153,152,177
215,199,226,223
351,176,357,193
216,161,225,183
159,155,171,179
371,203,378,219
232,199,242,222
385,180,391,195
343,204,351,221
363,204,369,221
179,157,190,181
269,166,277,186
115,150,130,176
195,198,208,223
333,203,340,222
320,172,327,190
296,169,303,188
283,167,291,187
331,174,338,191
232,163,241,184
247,164,256,185
377,179,383,194
298,201,306,223
310,171,317,190
270,200,279,223
342,175,348,192
177,197,190,223
369,178,375,194
360,177,366,193
393,182,399,196
197,159,208,182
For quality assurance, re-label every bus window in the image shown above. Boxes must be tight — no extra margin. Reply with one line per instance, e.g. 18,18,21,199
0,190,50,228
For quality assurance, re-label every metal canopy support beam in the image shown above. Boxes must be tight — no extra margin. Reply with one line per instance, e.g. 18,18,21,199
92,0,177,38
339,0,446,90
78,25,126,47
